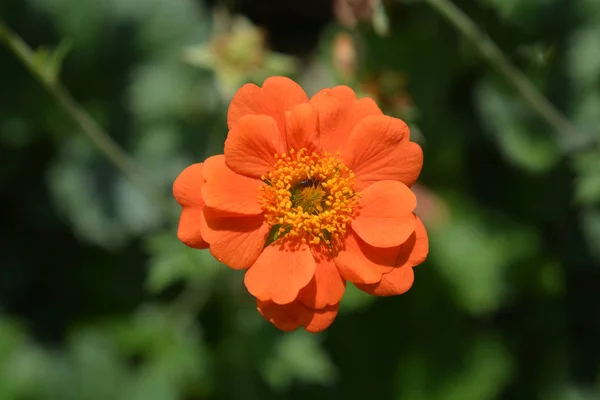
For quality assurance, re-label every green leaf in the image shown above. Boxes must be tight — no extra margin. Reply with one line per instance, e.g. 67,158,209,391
372,2,390,36
339,283,376,314
145,232,222,293
395,335,513,400
30,40,71,83
261,331,337,390
0,317,54,400
430,199,539,315
46,40,72,82
475,78,559,172
477,0,558,26
581,208,600,263
568,26,600,89
573,150,600,205
48,135,164,249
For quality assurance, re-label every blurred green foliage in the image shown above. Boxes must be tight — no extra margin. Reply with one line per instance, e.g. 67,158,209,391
1,0,600,399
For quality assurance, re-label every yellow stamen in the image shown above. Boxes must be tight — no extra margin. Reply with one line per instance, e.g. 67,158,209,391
259,148,358,247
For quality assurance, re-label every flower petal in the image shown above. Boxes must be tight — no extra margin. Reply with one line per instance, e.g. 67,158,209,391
303,303,339,333
352,180,417,248
342,115,423,190
256,300,340,333
228,76,309,133
177,207,208,249
355,265,415,296
201,207,269,270
398,216,429,267
224,114,285,178
284,103,319,153
173,163,208,248
334,230,396,284
310,86,382,154
297,250,346,309
201,155,262,215
355,216,427,296
244,241,316,305
173,163,205,207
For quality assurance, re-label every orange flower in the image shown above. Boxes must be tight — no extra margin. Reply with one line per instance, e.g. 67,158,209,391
173,77,428,332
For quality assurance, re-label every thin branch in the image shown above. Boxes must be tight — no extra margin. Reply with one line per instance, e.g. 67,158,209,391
425,0,591,153
0,20,172,214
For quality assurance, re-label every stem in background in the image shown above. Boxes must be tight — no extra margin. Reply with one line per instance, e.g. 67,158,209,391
425,0,590,153
0,20,172,214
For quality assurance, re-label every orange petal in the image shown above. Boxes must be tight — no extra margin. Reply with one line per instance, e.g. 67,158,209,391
303,303,339,333
352,180,417,248
342,115,423,191
310,86,382,154
257,299,308,332
201,207,269,270
397,216,429,267
173,163,205,207
355,266,415,296
256,300,339,333
244,242,316,305
334,230,396,284
228,76,309,133
284,103,319,153
355,216,427,296
177,207,209,249
173,163,208,248
201,155,262,215
224,115,285,178
297,250,346,309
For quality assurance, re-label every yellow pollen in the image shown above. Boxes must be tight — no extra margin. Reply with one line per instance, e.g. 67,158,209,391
259,148,358,247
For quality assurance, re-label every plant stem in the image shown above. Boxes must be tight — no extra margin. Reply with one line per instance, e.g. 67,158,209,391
425,0,590,152
0,20,171,213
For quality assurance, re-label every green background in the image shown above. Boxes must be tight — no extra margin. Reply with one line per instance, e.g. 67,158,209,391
1,0,600,399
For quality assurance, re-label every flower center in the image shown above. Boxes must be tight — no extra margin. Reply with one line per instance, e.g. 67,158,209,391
259,148,358,247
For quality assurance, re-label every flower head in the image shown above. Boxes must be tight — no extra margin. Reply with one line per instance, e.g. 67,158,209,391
183,13,298,100
174,77,428,332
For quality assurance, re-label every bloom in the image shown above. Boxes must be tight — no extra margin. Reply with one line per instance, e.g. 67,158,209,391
183,13,298,101
174,76,428,332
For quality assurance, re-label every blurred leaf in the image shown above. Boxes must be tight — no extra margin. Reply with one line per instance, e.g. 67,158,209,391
261,331,337,390
574,0,600,23
129,61,197,122
477,0,557,26
28,0,111,50
395,334,513,400
574,150,600,205
430,199,539,315
110,306,212,388
47,135,163,249
567,26,600,134
0,118,35,149
537,259,564,296
555,386,600,400
36,40,73,83
568,26,600,89
476,78,559,172
67,330,128,400
0,317,53,399
339,283,375,314
581,208,600,262
133,0,207,52
372,2,390,36
145,232,222,293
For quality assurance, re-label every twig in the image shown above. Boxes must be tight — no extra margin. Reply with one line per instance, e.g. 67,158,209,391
0,20,172,213
424,0,591,153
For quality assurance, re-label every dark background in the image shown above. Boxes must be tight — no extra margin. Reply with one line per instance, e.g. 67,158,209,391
1,0,600,399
